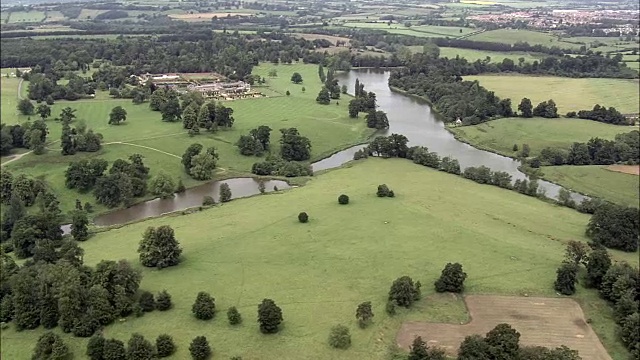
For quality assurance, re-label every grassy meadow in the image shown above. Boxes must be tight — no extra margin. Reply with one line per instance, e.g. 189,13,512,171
541,165,640,208
467,29,574,47
341,22,476,38
436,47,546,63
465,75,640,114
1,158,637,360
449,118,636,157
1,63,374,216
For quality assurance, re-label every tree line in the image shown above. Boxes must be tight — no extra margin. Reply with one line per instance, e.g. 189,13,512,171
571,104,632,125
553,241,638,357
532,131,639,167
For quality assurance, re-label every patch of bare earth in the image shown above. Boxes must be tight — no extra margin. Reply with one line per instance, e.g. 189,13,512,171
396,295,611,360
294,33,350,46
606,165,639,176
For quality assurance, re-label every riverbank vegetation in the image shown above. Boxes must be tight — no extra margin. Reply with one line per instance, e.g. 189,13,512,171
1,158,636,359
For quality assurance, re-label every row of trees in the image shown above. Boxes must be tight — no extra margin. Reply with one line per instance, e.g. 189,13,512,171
517,98,559,118
553,242,638,357
65,154,150,207
533,131,639,167
574,104,631,125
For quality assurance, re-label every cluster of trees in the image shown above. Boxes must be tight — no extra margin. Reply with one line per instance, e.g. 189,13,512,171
60,109,103,155
26,72,96,102
517,98,559,118
251,155,313,177
65,154,150,207
316,66,341,105
182,95,235,135
249,128,312,177
533,131,639,167
586,204,638,252
181,143,219,181
348,79,377,117
553,242,638,357
236,125,271,156
0,119,48,156
574,104,631,125
388,53,512,124
1,247,152,339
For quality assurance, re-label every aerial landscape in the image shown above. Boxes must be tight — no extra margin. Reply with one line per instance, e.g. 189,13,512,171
0,0,638,359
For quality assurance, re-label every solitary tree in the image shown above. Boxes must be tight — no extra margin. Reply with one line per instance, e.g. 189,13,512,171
328,325,351,349
156,334,176,358
17,99,35,115
298,212,309,223
192,292,216,320
189,336,211,360
227,306,242,325
149,171,176,199
156,290,172,311
109,106,128,125
316,87,331,105
434,263,467,293
355,301,374,328
219,183,232,202
388,276,420,307
36,104,51,120
338,194,349,205
138,225,182,269
257,298,283,334
485,323,521,359
408,336,429,360
291,72,303,84
554,262,579,295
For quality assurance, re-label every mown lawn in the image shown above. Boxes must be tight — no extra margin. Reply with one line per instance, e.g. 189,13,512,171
541,165,640,207
449,117,635,157
465,75,640,114
1,158,636,360
1,63,374,216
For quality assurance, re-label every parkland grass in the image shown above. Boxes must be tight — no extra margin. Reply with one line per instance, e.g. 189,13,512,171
341,22,475,38
467,29,576,47
449,118,636,157
465,75,640,114
1,63,374,215
1,159,636,359
436,47,546,63
541,165,640,208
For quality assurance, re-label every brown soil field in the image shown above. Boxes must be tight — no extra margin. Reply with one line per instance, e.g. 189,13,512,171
606,164,640,176
169,12,252,21
396,295,611,360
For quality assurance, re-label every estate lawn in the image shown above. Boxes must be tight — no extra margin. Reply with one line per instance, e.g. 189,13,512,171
465,75,640,114
1,158,636,359
449,118,635,157
1,63,374,216
541,165,640,208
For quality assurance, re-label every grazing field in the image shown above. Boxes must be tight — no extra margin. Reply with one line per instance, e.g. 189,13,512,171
5,10,46,23
1,159,636,359
1,63,374,216
465,75,640,114
397,295,611,360
449,118,634,157
541,165,640,208
341,22,475,38
436,47,546,63
466,29,575,47
293,33,351,46
168,12,253,21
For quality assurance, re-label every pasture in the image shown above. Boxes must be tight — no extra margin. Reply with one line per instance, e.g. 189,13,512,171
4,10,46,23
449,118,634,157
436,47,546,63
341,22,475,38
466,29,574,47
541,165,640,208
0,158,636,359
1,63,374,215
465,75,640,114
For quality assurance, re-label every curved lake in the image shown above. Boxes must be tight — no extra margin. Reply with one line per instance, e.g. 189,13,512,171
88,69,582,229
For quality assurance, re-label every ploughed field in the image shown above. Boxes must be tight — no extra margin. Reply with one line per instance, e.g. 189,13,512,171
1,159,636,359
397,295,611,360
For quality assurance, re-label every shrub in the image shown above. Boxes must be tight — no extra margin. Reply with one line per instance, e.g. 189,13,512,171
554,262,579,295
156,290,172,311
338,194,349,205
298,212,309,223
434,263,467,293
156,334,176,358
385,300,397,316
192,292,215,320
377,184,390,197
328,325,351,349
257,298,283,334
202,196,215,206
227,306,242,325
189,336,211,360
138,290,156,312
355,301,374,328
219,183,232,203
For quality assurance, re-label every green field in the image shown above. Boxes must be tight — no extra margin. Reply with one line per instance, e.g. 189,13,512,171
436,47,546,63
1,158,636,359
342,22,476,38
467,29,575,47
449,118,636,157
541,165,640,207
1,63,374,216
465,75,640,114
4,10,46,23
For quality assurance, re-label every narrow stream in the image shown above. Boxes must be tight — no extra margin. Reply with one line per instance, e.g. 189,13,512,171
88,69,583,229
